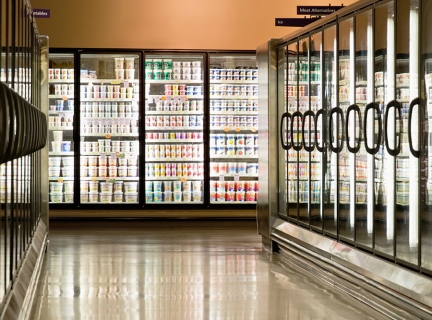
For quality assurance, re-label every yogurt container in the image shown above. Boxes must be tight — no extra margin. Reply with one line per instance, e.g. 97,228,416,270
50,193,63,203
114,192,123,203
99,193,112,203
50,182,63,193
124,182,138,193
64,193,74,203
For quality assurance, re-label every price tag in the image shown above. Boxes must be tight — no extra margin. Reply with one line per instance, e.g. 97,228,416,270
181,177,187,183
124,81,129,88
219,175,225,182
234,174,240,182
251,127,257,133
105,133,111,139
91,177,98,182
235,127,241,132
62,96,68,100
57,178,64,182
223,127,230,132
111,80,121,85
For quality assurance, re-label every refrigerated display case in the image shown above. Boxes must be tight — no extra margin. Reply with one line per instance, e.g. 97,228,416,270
79,53,141,204
209,55,258,204
48,54,75,204
144,54,204,204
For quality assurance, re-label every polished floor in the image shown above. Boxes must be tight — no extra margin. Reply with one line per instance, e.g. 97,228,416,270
30,220,388,320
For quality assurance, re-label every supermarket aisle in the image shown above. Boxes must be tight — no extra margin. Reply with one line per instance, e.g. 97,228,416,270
29,220,388,320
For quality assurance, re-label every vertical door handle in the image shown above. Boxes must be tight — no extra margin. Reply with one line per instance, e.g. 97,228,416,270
363,102,382,155
384,100,402,156
302,110,316,152
408,97,420,158
280,112,292,150
329,107,344,153
346,104,361,153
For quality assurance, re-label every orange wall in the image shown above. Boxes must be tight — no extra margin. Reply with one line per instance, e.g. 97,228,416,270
30,0,358,50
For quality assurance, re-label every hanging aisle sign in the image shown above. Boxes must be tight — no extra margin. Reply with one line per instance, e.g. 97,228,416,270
276,4,344,27
297,6,344,15
33,9,50,18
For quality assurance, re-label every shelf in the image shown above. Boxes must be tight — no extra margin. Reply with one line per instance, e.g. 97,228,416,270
287,81,320,86
81,116,139,120
145,176,204,181
49,79,74,84
49,110,74,114
210,174,258,178
209,95,258,100
146,158,204,162
356,81,368,86
49,177,75,181
210,80,258,84
49,95,74,99
210,155,258,159
147,95,203,99
81,133,139,137
210,201,257,204
80,98,138,102
49,127,73,131
339,80,350,86
146,127,203,131
149,201,203,204
396,82,410,88
210,126,257,132
49,152,74,156
80,79,140,84
210,111,258,115
145,111,204,115
146,139,202,143
80,152,139,156
80,177,139,181
146,80,203,84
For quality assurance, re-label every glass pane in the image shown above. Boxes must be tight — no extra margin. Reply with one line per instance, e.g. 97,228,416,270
208,55,257,204
374,2,395,256
421,0,432,272
287,42,298,220
145,54,204,204
298,37,309,225
310,32,323,230
355,10,374,248
339,18,355,241
278,46,288,218
80,53,140,204
323,25,337,237
48,54,75,204
395,0,420,266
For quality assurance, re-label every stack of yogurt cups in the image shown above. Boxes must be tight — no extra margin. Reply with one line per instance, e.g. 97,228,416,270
114,57,136,80
145,180,202,203
49,156,74,203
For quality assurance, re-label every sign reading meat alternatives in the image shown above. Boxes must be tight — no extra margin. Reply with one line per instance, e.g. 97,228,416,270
297,6,344,15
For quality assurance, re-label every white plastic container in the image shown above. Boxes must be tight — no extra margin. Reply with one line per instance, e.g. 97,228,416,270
124,193,138,203
173,191,182,202
49,167,60,177
109,167,117,177
98,166,107,178
50,182,63,193
89,192,99,203
89,181,99,192
113,192,123,203
100,182,113,193
124,182,138,193
183,191,191,202
192,191,201,202
88,156,98,166
49,157,61,167
192,181,202,192
125,57,135,69
127,157,138,166
88,166,98,177
51,141,62,152
64,193,74,203
50,193,63,203
127,166,137,177
53,131,63,141
80,192,89,203
80,166,89,177
118,158,128,166
114,181,123,192
80,181,89,192
61,166,74,177
99,193,112,203
62,157,74,167
118,166,128,177
64,181,74,192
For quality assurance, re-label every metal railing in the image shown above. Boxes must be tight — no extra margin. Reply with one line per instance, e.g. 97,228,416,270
0,0,47,308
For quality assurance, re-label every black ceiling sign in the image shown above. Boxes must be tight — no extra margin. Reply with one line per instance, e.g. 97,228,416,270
275,18,321,27
297,6,344,15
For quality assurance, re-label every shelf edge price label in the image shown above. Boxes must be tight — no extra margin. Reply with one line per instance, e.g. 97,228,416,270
223,127,231,132
251,127,257,133
111,80,121,85
235,127,241,132
105,133,111,139
181,177,187,183
234,174,240,182
57,178,64,182
62,96,68,101
219,175,225,182
91,177,98,182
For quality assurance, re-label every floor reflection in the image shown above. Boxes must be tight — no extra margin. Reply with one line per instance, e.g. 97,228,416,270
30,221,387,319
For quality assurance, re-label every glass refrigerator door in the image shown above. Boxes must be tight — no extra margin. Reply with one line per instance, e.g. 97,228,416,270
209,55,258,204
79,53,140,204
144,54,204,204
422,0,432,274
48,54,75,204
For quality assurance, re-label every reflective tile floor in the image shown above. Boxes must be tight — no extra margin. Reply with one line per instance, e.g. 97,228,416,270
30,220,388,320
